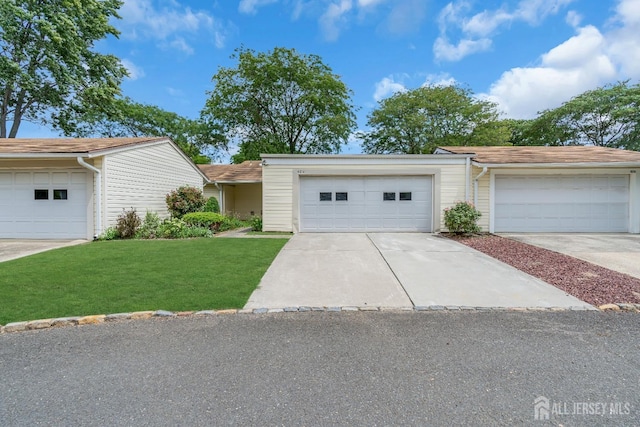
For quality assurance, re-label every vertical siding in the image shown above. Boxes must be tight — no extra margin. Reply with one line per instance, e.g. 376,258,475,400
262,163,467,232
103,142,204,227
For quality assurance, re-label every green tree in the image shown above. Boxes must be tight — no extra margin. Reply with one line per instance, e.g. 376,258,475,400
61,97,214,164
201,47,356,163
527,81,640,149
0,0,127,138
359,85,509,154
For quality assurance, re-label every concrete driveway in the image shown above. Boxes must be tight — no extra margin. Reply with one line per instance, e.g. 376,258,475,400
244,233,591,309
502,234,640,279
0,239,88,263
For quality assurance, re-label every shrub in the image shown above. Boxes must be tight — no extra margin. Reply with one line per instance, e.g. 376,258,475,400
116,208,141,239
166,186,206,218
183,212,225,231
218,214,246,232
249,216,262,232
203,196,220,213
444,201,481,234
98,227,119,241
158,218,213,239
136,211,162,239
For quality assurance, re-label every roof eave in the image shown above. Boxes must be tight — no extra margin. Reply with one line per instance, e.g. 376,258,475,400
472,161,640,168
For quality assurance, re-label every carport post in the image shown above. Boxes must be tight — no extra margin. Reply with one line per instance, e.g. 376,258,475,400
77,157,102,238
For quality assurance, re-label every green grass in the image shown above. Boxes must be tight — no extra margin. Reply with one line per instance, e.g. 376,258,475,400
247,231,293,236
0,238,288,324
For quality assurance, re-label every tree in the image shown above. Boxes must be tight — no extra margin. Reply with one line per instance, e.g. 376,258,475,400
526,81,640,149
60,97,215,164
0,0,127,138
201,47,356,163
359,85,509,154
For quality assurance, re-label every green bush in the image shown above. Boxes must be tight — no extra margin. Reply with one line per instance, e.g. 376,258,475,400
98,227,119,241
218,215,247,232
136,211,162,239
444,201,481,234
183,212,226,231
203,196,220,213
249,216,262,232
116,208,141,239
158,218,213,239
166,186,206,218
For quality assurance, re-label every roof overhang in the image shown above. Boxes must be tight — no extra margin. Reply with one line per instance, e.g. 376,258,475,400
261,154,473,166
472,161,640,168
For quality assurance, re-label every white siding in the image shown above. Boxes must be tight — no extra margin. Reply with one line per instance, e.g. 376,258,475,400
472,166,490,231
103,142,204,227
263,162,467,232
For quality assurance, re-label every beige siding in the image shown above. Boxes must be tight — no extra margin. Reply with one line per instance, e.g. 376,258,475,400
203,184,222,203
103,142,204,227
263,163,467,232
222,183,262,219
472,166,490,231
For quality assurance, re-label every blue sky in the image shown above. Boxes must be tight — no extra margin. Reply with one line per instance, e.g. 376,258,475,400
23,0,640,161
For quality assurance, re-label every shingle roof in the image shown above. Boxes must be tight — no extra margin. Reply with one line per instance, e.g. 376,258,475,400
0,137,167,154
198,161,262,183
438,146,640,164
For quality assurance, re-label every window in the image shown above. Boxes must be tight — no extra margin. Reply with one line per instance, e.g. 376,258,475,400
335,192,348,201
383,192,396,201
53,189,68,200
34,189,48,200
399,192,412,201
319,192,332,201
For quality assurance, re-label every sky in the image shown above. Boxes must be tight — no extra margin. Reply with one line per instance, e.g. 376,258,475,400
21,0,640,162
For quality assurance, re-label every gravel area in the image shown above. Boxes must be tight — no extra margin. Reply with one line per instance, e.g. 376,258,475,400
448,234,640,307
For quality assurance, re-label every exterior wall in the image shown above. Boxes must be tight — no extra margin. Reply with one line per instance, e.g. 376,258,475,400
481,167,640,233
262,158,469,232
472,165,490,231
103,142,204,228
203,184,222,205
223,183,262,219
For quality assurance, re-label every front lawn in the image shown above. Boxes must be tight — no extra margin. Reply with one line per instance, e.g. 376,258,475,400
0,238,288,324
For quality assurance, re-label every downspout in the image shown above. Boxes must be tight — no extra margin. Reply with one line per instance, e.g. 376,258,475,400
465,157,471,202
473,167,488,207
77,157,101,238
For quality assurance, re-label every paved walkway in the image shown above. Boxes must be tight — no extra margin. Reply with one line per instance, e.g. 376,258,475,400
244,233,592,309
0,239,87,263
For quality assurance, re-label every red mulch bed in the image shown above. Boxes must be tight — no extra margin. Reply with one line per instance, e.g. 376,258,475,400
447,234,640,307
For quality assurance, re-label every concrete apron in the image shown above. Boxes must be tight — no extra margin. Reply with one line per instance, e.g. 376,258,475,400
244,233,593,310
0,239,88,263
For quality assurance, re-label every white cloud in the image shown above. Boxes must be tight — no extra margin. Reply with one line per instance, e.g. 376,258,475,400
319,0,353,41
166,37,195,55
421,73,456,88
606,0,640,77
373,76,407,101
435,0,573,61
433,36,491,62
484,25,619,119
565,10,582,28
121,59,145,80
117,0,229,52
238,0,279,15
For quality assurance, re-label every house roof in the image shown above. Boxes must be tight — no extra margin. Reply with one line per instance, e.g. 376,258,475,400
198,160,263,183
0,137,168,155
437,146,640,165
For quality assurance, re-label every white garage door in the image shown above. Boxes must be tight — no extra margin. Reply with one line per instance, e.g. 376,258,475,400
495,175,629,232
300,176,432,232
0,170,90,239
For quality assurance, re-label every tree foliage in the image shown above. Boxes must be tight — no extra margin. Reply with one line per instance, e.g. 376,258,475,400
0,0,127,137
60,97,214,163
359,85,509,154
201,47,357,163
521,82,640,149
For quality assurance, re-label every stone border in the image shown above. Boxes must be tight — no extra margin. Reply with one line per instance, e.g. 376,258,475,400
2,303,636,334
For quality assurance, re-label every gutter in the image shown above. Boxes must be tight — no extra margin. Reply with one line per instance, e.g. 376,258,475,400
473,167,488,207
77,157,101,238
471,161,640,168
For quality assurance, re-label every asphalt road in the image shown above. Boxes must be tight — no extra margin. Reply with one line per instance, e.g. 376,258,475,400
1,312,639,426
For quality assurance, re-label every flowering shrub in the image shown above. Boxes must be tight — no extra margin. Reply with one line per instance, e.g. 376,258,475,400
444,201,481,234
165,186,206,218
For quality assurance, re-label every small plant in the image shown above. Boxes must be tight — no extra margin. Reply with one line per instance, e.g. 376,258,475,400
218,214,246,232
444,201,481,234
166,186,206,218
98,227,119,241
249,215,262,232
136,211,162,239
116,208,141,239
183,212,225,231
158,218,212,239
203,196,220,213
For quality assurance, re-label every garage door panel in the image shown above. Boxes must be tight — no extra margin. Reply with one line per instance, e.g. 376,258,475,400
0,170,89,239
301,176,432,232
495,174,629,232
